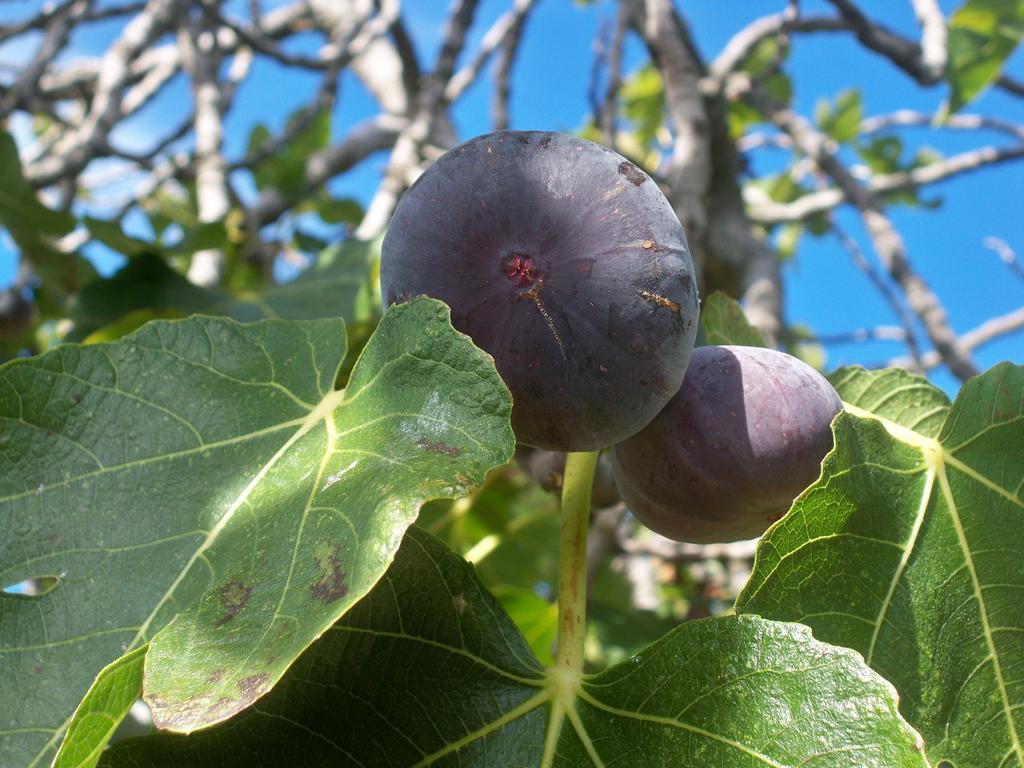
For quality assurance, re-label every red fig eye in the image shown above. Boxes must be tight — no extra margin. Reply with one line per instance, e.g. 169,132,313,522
381,130,700,451
503,254,538,288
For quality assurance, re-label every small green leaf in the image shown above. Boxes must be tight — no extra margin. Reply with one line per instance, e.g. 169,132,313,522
947,0,1024,111
84,217,155,258
816,89,863,143
100,529,929,767
622,63,665,149
857,136,905,174
315,196,364,226
67,252,212,341
739,364,1024,767
180,221,228,253
52,646,147,768
0,130,95,300
776,221,803,259
739,37,784,76
700,291,768,347
762,72,792,106
249,110,331,197
0,131,74,237
727,100,764,139
292,229,328,253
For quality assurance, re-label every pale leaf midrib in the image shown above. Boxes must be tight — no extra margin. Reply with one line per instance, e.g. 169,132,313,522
867,465,936,665
938,460,1024,765
574,688,787,768
844,399,1024,765
410,690,550,767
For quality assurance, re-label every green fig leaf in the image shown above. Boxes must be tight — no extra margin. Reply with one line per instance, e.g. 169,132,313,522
740,363,1024,768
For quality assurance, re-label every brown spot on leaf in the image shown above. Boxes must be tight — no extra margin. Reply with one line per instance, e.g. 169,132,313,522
636,290,680,314
207,669,225,684
452,593,468,616
618,161,646,186
215,578,252,627
237,673,268,706
310,544,349,604
418,439,462,457
70,393,82,405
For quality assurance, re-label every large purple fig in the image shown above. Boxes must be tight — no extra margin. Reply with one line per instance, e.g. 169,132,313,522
612,345,842,543
380,131,699,451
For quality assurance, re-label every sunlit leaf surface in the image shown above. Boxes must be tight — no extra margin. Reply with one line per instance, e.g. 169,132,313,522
0,298,513,766
740,364,1024,768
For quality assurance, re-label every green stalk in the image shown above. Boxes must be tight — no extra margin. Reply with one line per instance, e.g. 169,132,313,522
554,450,599,674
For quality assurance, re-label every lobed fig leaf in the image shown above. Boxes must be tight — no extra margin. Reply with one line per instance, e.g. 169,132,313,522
98,528,929,768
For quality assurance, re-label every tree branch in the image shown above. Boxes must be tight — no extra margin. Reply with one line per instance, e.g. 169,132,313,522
832,221,923,368
633,0,712,262
356,0,481,238
824,0,942,84
445,0,537,106
599,1,628,148
24,0,188,188
0,0,90,117
890,307,1024,371
251,114,405,228
748,143,1024,224
860,109,1024,141
745,86,979,380
492,0,534,130
909,0,947,82
182,5,231,288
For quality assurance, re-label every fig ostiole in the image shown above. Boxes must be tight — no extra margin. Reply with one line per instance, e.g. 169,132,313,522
612,345,843,544
380,130,699,452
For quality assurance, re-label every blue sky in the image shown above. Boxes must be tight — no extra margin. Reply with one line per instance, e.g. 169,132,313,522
1,0,1021,393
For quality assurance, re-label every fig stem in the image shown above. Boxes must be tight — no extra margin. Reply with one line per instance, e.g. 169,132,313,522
555,450,599,674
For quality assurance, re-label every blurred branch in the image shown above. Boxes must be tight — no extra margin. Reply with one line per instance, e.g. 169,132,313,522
983,237,1024,284
633,0,711,257
832,222,923,368
814,325,909,345
861,110,1024,141
492,0,534,130
181,4,231,288
908,0,947,81
306,0,411,118
251,114,405,228
635,0,784,343
24,0,188,188
999,74,1024,97
445,0,537,106
356,0,482,238
708,12,844,89
599,2,628,148
890,307,1024,372
823,0,944,84
745,85,979,381
0,0,89,117
748,143,1024,224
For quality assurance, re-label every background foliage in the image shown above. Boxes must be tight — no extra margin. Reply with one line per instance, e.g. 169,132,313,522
0,0,1022,766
